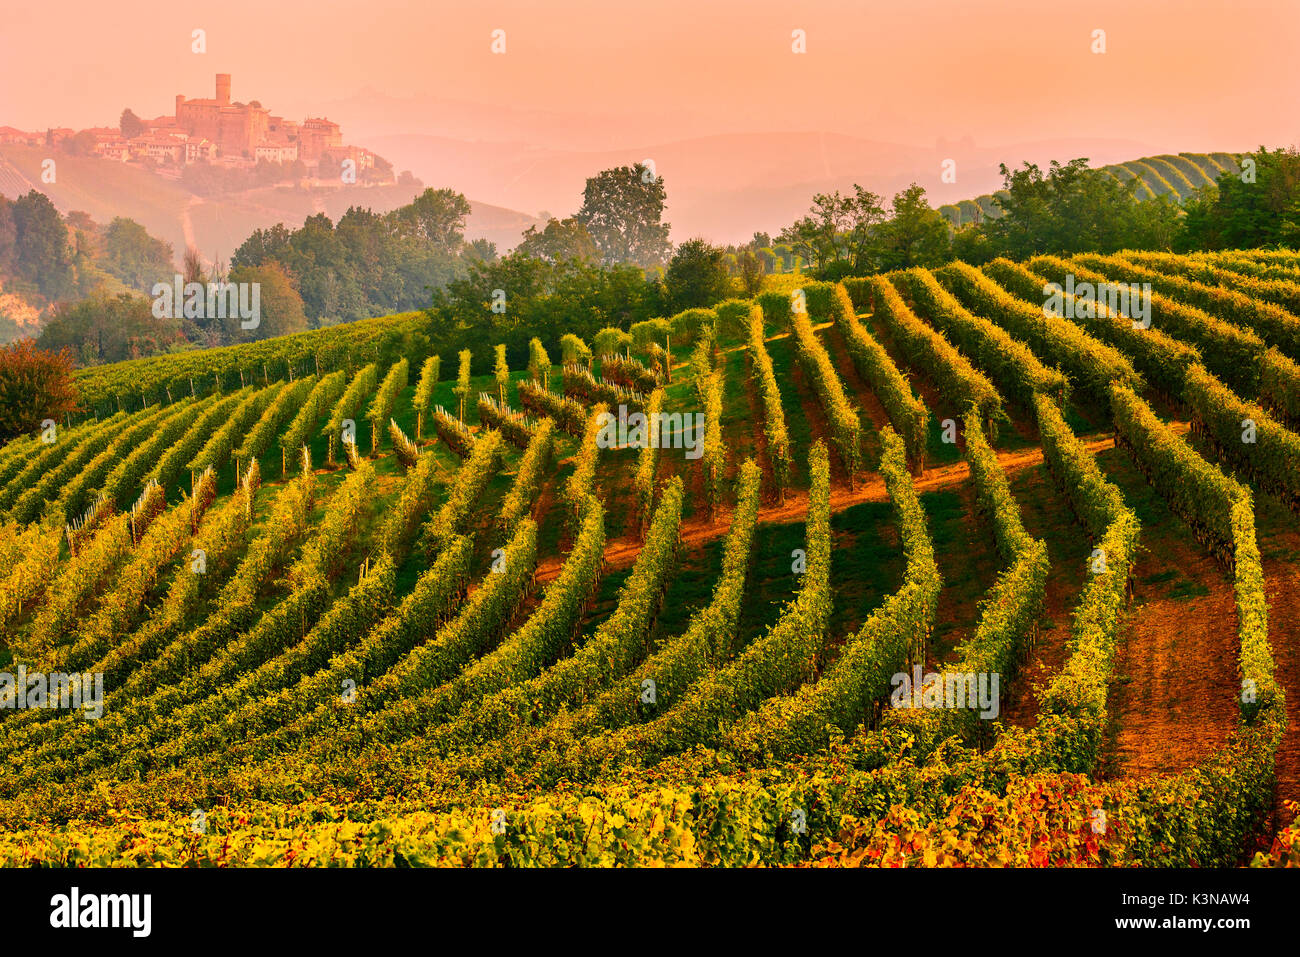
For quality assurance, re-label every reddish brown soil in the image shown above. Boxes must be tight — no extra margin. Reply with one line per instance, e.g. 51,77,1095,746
1094,420,1233,781
530,475,557,537
818,322,893,441
926,474,1000,670
861,313,968,451
998,464,1093,730
1105,542,1241,778
785,341,855,489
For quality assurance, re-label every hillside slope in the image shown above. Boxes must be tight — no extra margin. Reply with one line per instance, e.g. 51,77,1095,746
0,145,544,264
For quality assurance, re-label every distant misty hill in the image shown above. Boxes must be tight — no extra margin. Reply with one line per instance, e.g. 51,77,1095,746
359,127,1168,246
0,145,543,267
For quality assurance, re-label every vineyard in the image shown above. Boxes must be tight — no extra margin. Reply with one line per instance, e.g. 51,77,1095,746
5,247,1300,868
938,152,1244,227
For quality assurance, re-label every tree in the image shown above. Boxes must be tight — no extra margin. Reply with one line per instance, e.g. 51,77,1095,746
0,291,39,346
11,191,73,299
779,185,885,273
228,188,469,327
515,217,599,262
0,341,80,441
227,261,309,341
950,224,998,266
0,197,15,275
120,108,145,139
466,238,497,263
738,250,765,297
62,130,99,157
231,223,293,270
978,158,1153,259
1127,194,1183,252
394,188,472,250
873,185,951,270
575,164,672,266
38,293,183,365
65,210,95,233
841,185,888,272
182,245,205,285
1179,147,1300,251
101,217,174,292
427,253,661,369
664,239,732,311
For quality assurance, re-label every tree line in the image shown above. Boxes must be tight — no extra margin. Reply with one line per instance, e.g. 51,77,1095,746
6,147,1299,380
776,147,1300,281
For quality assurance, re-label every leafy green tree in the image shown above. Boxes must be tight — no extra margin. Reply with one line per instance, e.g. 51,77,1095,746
664,239,732,311
575,164,671,266
978,159,1154,258
779,185,885,273
515,217,599,262
11,191,73,299
230,190,470,327
466,238,497,263
427,254,662,369
0,197,16,275
227,261,309,341
1179,147,1300,250
101,217,174,292
394,188,473,250
1127,194,1183,251
230,223,293,269
841,186,888,272
873,184,951,270
950,224,998,266
38,293,184,364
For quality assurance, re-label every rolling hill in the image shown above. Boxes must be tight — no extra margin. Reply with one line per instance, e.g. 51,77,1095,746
0,145,544,266
939,151,1244,227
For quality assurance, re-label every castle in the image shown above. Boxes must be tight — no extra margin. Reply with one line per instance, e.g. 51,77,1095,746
21,73,385,177
168,74,360,168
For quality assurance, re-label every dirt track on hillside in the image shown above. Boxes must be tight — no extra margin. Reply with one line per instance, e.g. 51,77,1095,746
534,434,1123,585
1105,541,1241,778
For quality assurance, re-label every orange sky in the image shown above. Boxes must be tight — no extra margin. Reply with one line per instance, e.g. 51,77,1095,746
2,0,1295,147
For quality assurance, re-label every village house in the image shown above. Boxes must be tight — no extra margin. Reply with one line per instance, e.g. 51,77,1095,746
133,132,186,164
0,127,41,146
95,139,132,161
